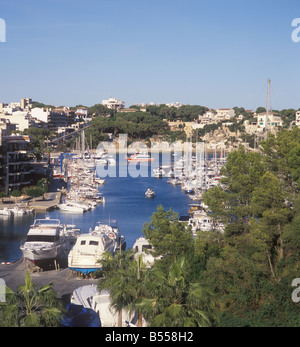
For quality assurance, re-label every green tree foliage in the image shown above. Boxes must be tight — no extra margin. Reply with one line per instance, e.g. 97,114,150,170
22,178,48,198
0,272,64,327
138,257,215,327
260,127,300,193
145,104,208,121
87,103,111,117
98,250,149,327
204,147,266,237
85,111,169,147
142,205,193,263
200,131,300,325
97,128,300,327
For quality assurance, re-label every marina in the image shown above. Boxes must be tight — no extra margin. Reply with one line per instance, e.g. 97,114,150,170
0,150,226,326
0,150,226,264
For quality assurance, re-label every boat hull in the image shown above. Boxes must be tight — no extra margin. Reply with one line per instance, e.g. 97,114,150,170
127,158,154,162
21,245,66,267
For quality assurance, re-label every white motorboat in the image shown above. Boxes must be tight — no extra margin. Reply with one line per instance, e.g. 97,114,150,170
167,178,180,185
132,237,156,267
71,285,141,327
188,211,214,236
0,207,13,216
93,220,126,252
20,217,80,268
53,168,64,179
68,221,126,274
9,206,27,215
145,187,155,198
153,167,165,178
94,177,105,185
65,200,90,211
127,152,153,162
58,203,86,213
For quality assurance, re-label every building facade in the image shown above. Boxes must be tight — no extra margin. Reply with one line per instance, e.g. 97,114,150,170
0,119,33,194
102,97,125,111
256,112,283,131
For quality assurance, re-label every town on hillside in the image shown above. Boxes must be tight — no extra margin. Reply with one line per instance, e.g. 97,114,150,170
0,95,299,196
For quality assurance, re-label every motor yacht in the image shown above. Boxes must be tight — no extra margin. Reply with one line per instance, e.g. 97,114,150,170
58,202,86,213
70,285,140,327
68,221,126,274
127,152,153,162
20,217,81,268
0,207,13,216
145,187,155,198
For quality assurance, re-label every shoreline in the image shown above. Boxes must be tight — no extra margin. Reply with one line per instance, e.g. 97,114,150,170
0,191,61,212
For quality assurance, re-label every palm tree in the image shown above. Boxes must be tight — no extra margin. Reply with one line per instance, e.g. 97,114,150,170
0,272,64,327
98,250,148,327
137,257,215,327
98,250,135,327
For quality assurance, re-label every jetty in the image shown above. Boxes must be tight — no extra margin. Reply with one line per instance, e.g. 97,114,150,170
0,191,62,213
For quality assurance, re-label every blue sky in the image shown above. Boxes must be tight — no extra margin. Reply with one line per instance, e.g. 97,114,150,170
0,0,300,110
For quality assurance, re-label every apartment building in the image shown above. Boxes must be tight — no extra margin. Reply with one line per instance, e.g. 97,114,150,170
102,97,125,111
256,112,283,131
31,107,73,130
295,111,300,127
0,119,33,194
215,108,235,121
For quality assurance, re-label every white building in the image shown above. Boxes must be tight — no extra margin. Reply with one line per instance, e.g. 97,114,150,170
0,104,19,115
295,111,300,127
102,97,125,111
3,111,32,132
166,102,182,108
20,98,32,109
215,108,235,121
75,107,88,121
256,112,283,131
201,109,216,120
31,107,51,123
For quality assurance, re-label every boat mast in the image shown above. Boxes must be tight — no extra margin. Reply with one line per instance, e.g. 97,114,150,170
265,78,271,140
81,130,85,154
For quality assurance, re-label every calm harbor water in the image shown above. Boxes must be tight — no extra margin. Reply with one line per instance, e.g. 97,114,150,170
0,161,196,263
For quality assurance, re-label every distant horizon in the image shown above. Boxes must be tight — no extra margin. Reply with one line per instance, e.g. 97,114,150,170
2,93,300,112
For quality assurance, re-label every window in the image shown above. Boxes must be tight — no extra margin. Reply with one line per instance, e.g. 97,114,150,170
80,240,86,245
142,245,152,252
89,240,99,246
26,235,59,242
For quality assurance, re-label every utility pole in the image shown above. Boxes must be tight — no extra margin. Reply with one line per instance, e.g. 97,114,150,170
265,78,271,140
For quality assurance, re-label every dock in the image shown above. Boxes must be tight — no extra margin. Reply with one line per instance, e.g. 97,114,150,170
0,258,98,299
0,192,62,212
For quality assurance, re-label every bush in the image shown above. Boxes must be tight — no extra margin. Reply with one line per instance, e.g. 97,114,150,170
25,186,44,198
11,190,21,197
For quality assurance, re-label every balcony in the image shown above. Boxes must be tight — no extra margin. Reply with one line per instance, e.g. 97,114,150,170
8,181,31,188
9,170,33,176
